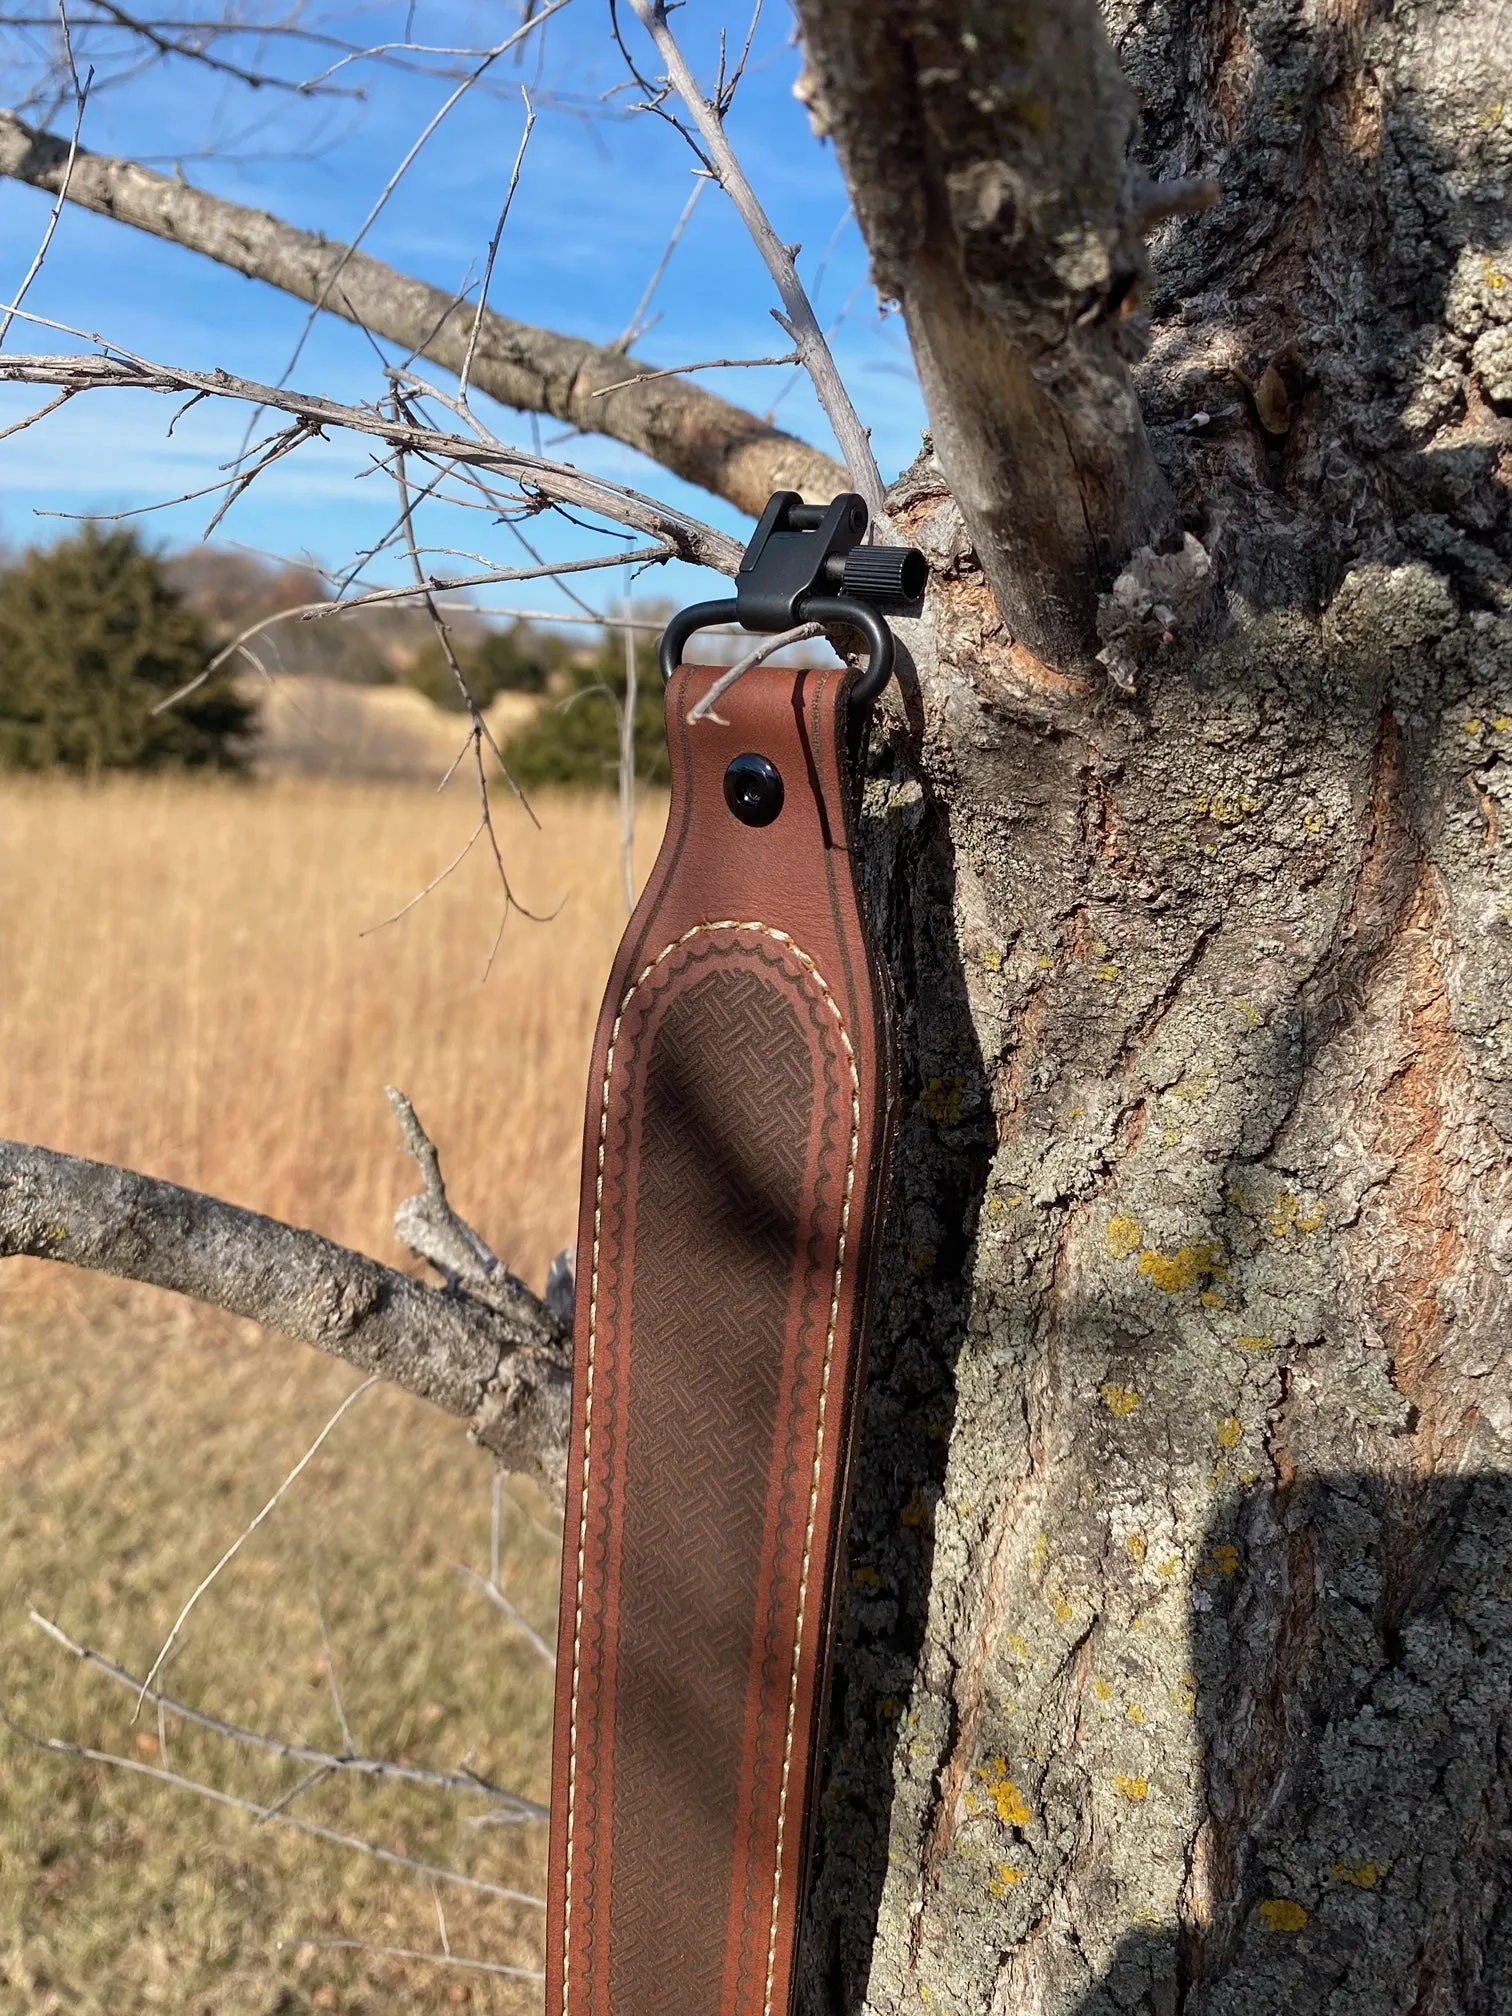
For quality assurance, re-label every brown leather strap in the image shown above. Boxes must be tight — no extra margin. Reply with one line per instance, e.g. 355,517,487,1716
547,659,895,2016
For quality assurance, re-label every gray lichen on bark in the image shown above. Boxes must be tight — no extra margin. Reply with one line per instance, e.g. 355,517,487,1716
795,3,1512,2013
1,1,1509,2009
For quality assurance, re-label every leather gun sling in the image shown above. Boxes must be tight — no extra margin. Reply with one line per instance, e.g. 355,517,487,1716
547,659,894,2016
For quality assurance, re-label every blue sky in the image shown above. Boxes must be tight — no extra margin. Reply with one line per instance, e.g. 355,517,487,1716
0,2,927,618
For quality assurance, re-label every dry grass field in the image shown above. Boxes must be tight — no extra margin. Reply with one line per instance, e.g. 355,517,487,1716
0,773,666,2013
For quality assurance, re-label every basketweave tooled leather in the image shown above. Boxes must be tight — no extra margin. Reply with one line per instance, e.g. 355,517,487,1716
547,658,895,2016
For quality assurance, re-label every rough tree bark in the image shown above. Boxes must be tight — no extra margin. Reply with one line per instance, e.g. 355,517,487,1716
3,3,1511,2013
790,4,1512,2014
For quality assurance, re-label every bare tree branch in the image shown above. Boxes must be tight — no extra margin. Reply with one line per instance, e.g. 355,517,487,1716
791,0,1200,669
0,107,849,515
279,1937,543,1983
456,1564,558,1673
1,1715,547,1907
0,1136,572,1489
26,1609,548,1819
0,33,87,347
622,0,887,518
0,335,744,573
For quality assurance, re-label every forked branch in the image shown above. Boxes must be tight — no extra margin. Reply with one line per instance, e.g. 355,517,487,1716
792,0,1199,668
0,1132,572,1490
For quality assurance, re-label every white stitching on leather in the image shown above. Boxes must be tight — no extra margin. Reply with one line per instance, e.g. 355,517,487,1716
562,920,862,2016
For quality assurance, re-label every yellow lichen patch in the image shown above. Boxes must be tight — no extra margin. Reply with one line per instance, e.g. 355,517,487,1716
1125,1703,1145,1726
1156,1556,1181,1579
852,1565,881,1592
1234,997,1262,1031
1200,1289,1226,1308
1173,1676,1197,1717
975,1757,1032,1829
1269,1189,1326,1239
1106,1214,1143,1260
1464,718,1485,735
1125,1531,1148,1565
989,1862,1025,1897
920,1075,965,1124
1138,1237,1226,1293
1236,1334,1274,1353
1167,1070,1215,1106
1113,1775,1150,1802
1193,791,1262,824
1217,1416,1243,1451
1006,1632,1030,1661
1097,963,1120,983
881,1696,901,1721
1302,810,1326,836
1092,1677,1114,1702
1259,1899,1308,1932
900,1485,932,1530
1100,1383,1141,1418
1049,1590,1077,1625
1030,1532,1049,1573
1209,1543,1241,1577
1331,1861,1385,1888
1497,717,1512,734
983,948,1003,972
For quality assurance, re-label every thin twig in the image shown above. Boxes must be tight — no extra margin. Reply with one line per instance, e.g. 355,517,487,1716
0,319,744,575
617,175,704,348
620,584,638,915
458,86,536,405
263,6,565,399
456,1566,557,1673
389,441,547,958
279,1937,543,1983
137,1378,379,1712
589,348,797,398
687,621,825,724
256,1762,334,1823
26,1609,545,1815
2,1716,546,1905
0,29,89,348
623,0,886,515
312,1588,355,1756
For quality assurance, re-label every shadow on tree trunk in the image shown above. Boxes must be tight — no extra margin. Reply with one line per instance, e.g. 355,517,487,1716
797,743,997,2013
1068,1469,1512,2016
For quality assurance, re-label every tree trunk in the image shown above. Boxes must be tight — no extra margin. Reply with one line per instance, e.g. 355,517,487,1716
4,2,1510,2009
799,3,1512,2012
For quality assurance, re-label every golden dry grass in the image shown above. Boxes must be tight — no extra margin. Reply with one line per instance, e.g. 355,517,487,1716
0,772,661,1287
0,774,666,2014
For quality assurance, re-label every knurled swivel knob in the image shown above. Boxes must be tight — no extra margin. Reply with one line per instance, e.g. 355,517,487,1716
837,542,928,607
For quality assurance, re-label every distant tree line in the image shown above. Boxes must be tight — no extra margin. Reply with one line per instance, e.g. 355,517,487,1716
0,527,668,785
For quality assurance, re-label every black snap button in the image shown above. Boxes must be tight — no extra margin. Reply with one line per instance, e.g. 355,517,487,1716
723,752,784,828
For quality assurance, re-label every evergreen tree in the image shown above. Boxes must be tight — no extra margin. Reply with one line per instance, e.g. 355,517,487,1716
497,632,669,789
0,526,255,773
